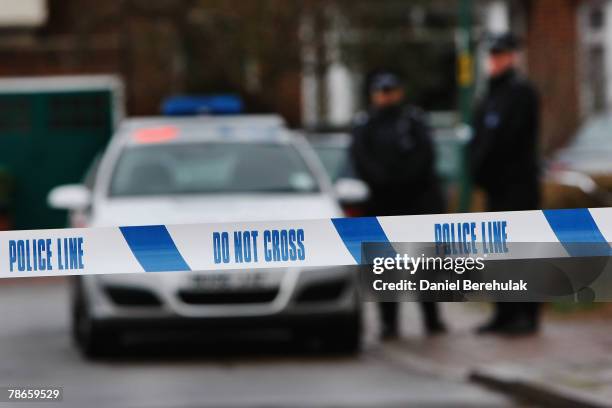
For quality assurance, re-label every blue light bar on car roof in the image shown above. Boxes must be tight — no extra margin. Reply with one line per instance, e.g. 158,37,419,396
162,95,243,116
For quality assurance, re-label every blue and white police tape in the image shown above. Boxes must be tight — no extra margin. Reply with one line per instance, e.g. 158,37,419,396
3,208,612,278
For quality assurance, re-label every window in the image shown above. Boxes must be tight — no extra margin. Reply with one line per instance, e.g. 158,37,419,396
47,93,108,131
0,96,32,134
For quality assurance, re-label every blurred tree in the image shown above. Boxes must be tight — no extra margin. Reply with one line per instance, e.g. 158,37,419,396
179,0,307,123
177,0,459,122
37,0,461,124
332,0,459,111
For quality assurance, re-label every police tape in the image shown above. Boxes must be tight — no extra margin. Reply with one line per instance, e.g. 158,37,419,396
2,208,612,279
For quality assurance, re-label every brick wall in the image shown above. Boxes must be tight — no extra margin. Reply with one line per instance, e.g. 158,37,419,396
525,0,582,152
0,0,303,126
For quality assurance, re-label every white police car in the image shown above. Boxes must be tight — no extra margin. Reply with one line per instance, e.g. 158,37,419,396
49,114,365,357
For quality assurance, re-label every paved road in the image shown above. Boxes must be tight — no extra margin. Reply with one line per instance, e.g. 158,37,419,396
0,280,518,408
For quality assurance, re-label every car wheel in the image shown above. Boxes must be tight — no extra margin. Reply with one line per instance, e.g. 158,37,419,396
321,312,362,355
71,279,120,359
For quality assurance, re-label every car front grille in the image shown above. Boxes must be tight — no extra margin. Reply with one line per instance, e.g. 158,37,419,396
105,286,163,307
295,279,347,303
177,288,279,305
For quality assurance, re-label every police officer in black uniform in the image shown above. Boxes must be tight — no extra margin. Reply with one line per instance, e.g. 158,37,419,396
351,71,446,339
471,33,541,335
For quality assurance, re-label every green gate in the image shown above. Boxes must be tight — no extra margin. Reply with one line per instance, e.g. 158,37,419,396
0,76,122,229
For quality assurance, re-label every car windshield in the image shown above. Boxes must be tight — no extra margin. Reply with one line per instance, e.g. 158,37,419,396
109,142,320,197
569,115,612,151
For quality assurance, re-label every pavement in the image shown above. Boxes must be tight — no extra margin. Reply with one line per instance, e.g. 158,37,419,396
3,278,611,407
6,277,612,408
384,302,612,408
0,279,518,408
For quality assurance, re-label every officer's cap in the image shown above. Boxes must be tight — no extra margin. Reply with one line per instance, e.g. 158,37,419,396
488,33,521,54
370,72,402,93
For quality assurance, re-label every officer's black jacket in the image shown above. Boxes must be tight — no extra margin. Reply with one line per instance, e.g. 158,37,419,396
350,104,443,216
471,69,540,197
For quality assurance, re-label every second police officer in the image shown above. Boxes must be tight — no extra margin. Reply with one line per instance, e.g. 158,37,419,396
470,33,542,336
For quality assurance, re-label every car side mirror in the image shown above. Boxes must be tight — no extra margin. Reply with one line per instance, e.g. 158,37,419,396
334,178,370,204
48,184,91,211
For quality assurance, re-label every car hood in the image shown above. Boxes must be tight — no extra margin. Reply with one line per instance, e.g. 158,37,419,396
91,194,342,227
553,148,612,175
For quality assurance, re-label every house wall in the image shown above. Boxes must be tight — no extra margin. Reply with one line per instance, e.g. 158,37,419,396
524,0,582,151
